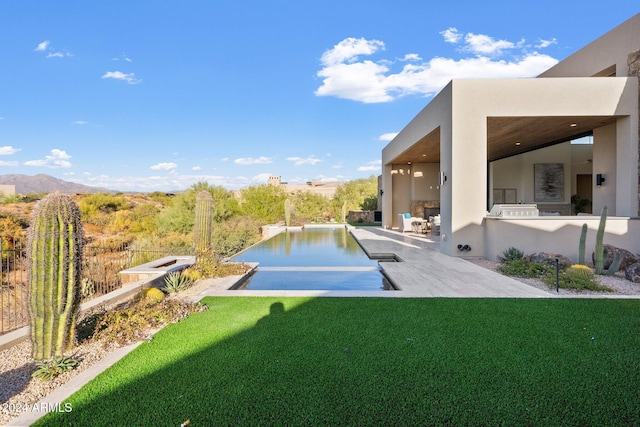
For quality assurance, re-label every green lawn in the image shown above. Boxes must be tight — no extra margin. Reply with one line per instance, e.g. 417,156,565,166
35,297,640,426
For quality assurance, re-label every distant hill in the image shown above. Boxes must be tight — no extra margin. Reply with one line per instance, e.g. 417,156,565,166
0,174,112,195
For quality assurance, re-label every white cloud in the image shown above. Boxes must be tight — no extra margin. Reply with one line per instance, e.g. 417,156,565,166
462,33,516,56
150,162,177,171
331,161,344,169
102,71,141,85
46,51,72,58
357,160,382,172
234,156,272,165
252,173,272,184
0,161,18,166
35,40,50,51
316,30,558,103
24,149,72,168
440,28,462,44
536,38,557,48
286,156,322,166
34,40,71,58
72,120,88,125
70,172,254,192
378,132,398,142
192,166,202,171
400,53,422,62
112,53,133,62
0,146,20,155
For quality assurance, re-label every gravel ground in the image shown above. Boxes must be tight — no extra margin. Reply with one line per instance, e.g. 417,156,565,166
2,269,639,425
469,258,640,296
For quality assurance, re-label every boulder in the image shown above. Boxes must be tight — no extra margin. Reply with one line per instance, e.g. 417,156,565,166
527,252,572,269
625,262,640,283
592,244,638,271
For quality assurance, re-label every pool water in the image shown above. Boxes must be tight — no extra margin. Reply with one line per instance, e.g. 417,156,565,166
230,227,393,291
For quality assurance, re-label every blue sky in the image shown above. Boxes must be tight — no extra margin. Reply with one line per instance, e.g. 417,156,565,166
0,2,637,192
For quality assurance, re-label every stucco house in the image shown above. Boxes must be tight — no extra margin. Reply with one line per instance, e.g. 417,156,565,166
381,14,640,261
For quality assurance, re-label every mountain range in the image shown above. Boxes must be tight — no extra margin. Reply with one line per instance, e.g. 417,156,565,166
0,174,112,195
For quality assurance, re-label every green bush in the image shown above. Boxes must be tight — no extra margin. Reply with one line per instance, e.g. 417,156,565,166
497,259,548,278
544,264,612,292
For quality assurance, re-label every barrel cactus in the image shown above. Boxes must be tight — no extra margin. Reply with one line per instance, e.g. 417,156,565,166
194,190,213,254
27,193,84,360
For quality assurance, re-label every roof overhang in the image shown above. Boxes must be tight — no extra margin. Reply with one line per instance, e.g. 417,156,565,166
387,115,617,165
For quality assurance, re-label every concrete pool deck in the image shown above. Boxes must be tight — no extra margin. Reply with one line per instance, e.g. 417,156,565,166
190,226,553,299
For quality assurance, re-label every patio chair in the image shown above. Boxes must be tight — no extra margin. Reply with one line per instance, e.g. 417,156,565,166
398,213,420,232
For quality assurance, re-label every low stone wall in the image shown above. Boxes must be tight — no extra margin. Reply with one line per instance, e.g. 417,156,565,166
348,210,377,224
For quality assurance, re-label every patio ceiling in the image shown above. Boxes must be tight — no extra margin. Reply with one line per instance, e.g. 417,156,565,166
388,115,617,165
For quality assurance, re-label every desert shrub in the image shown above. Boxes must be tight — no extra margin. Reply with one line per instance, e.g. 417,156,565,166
0,215,27,247
332,176,378,215
155,182,239,234
79,193,129,223
211,217,262,258
181,267,203,282
127,233,192,267
0,194,24,204
239,184,288,224
193,252,250,279
90,295,207,347
290,191,331,223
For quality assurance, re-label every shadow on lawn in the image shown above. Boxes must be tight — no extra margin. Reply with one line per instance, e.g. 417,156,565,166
32,297,640,426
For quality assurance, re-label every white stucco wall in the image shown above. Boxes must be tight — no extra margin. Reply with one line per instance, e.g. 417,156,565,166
485,217,640,262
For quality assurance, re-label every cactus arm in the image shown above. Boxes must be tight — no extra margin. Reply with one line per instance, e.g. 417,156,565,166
578,223,587,265
594,206,607,274
605,252,622,276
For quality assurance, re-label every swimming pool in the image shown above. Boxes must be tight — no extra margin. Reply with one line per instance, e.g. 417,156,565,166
230,227,394,291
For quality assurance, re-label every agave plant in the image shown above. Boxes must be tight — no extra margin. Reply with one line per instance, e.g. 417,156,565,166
163,271,194,293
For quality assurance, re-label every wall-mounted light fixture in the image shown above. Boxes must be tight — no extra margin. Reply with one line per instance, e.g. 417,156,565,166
439,171,447,186
379,189,384,196
596,173,605,186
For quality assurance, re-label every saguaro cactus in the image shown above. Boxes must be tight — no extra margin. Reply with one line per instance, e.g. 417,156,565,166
28,193,83,360
194,191,213,254
284,198,292,227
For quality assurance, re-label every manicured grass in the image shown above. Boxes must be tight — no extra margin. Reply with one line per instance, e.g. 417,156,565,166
36,297,640,426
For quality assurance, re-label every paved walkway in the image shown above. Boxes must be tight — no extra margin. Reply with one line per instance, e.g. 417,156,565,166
191,226,552,299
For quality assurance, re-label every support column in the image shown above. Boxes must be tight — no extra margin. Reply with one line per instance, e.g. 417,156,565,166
628,49,640,215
